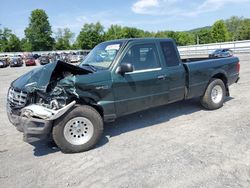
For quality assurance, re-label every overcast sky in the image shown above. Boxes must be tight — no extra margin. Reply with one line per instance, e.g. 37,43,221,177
1,0,250,38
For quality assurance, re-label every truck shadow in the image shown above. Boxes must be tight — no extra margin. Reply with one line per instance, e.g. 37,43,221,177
31,139,60,156
32,97,234,156
97,97,234,148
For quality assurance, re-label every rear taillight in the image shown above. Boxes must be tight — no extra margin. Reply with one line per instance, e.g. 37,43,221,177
236,62,240,73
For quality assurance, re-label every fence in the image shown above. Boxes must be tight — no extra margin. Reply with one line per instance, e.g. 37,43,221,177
1,40,250,57
178,40,250,56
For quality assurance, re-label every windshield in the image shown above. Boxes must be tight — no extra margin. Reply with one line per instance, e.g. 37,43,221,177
213,49,222,53
80,41,123,69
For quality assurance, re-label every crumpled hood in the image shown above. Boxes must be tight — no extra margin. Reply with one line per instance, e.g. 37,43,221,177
11,61,92,92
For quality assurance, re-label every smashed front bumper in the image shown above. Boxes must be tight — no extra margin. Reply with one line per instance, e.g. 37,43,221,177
7,100,76,143
7,103,53,143
7,101,76,143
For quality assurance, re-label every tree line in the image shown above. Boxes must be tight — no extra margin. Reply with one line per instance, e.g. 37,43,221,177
1,9,250,52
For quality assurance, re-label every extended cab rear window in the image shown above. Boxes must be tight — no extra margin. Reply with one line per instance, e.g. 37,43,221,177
160,41,179,67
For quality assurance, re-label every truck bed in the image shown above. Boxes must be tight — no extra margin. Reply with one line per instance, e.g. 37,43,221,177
182,57,223,63
182,57,239,99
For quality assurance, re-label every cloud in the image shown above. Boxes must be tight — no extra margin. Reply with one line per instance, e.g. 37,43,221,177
188,0,250,16
131,0,250,16
132,0,180,15
132,0,159,14
53,11,124,35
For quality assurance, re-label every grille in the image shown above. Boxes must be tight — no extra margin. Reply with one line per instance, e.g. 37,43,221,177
8,87,28,108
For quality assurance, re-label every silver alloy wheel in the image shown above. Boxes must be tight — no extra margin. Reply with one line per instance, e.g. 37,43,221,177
211,85,223,104
63,117,94,145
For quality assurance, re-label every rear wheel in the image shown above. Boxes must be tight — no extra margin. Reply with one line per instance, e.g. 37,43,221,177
200,79,226,110
52,105,103,153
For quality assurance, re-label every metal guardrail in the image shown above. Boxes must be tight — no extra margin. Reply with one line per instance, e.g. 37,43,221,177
178,40,250,56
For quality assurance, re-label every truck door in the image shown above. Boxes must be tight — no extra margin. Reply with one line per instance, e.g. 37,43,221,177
112,42,169,117
159,41,186,102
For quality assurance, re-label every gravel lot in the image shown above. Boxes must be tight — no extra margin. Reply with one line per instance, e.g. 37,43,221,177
0,55,250,188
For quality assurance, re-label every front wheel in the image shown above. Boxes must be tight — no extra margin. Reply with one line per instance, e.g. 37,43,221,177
200,79,226,110
52,105,103,153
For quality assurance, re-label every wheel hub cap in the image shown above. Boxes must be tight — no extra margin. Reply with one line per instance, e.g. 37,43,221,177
211,85,223,104
63,117,94,145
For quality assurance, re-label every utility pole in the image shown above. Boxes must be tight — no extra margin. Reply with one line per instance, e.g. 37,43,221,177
0,24,2,49
0,23,2,34
196,35,199,45
0,24,3,41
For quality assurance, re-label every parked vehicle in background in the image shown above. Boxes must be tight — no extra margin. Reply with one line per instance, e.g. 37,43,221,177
70,51,89,63
0,59,8,68
0,55,9,68
39,55,50,65
60,52,70,63
25,56,36,66
10,57,23,67
33,54,40,59
69,52,79,63
7,38,240,153
209,49,233,58
54,53,60,61
48,53,56,63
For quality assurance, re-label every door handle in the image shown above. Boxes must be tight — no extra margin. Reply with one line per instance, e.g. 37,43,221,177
157,75,167,80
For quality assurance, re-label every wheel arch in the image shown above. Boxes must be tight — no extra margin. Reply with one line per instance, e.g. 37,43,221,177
76,97,104,118
211,72,229,96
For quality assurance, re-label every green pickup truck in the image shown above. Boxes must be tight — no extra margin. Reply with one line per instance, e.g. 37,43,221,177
7,38,240,153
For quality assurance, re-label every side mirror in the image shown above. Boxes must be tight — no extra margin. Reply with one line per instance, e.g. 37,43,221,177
116,63,134,75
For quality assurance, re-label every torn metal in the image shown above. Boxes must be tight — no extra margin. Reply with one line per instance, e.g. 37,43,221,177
12,60,92,93
21,101,76,120
9,61,93,120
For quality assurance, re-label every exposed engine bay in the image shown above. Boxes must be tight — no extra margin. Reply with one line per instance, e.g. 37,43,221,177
9,61,92,120
35,71,75,111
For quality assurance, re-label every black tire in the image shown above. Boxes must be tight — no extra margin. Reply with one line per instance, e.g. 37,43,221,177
200,78,226,110
52,105,103,153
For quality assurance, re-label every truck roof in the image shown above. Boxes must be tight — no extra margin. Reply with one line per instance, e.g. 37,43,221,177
106,38,175,43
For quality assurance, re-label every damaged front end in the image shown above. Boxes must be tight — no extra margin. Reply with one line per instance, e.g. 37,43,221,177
21,101,76,121
7,61,92,142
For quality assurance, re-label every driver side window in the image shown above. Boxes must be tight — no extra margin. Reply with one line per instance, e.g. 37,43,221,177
121,43,160,71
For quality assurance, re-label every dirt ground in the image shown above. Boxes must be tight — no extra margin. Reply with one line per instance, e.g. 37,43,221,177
0,55,249,188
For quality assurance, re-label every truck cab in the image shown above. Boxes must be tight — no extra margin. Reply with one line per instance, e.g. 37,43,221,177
109,39,186,116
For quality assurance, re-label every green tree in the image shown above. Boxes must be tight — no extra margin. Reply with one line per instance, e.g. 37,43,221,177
76,22,104,49
211,20,229,43
5,34,22,52
154,31,195,46
105,25,124,40
71,43,79,50
121,27,145,38
236,19,250,40
175,32,195,46
21,38,32,52
105,25,153,40
0,28,22,52
155,31,176,38
0,28,12,52
224,16,243,41
196,28,213,44
24,9,54,51
55,28,74,50
142,31,154,38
